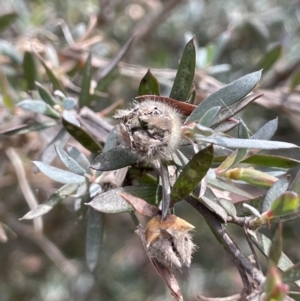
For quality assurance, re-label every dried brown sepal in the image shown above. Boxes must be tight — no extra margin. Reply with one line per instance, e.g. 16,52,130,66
145,215,196,270
136,225,184,301
119,192,159,217
136,95,196,116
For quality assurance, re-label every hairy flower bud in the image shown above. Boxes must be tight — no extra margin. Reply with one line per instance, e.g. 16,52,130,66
145,214,196,270
114,99,182,162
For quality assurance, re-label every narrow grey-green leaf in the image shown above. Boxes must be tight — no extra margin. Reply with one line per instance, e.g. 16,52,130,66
172,149,189,168
103,127,118,152
262,176,289,213
227,121,250,165
55,146,87,175
218,198,237,217
62,116,102,153
268,224,282,266
251,118,278,140
169,37,196,101
87,185,161,214
235,195,264,216
138,69,160,96
0,12,18,33
0,121,57,135
67,145,90,170
216,122,249,173
17,100,61,119
213,119,240,133
212,31,231,64
248,230,300,288
269,191,299,218
33,161,85,184
95,35,134,83
89,183,102,198
23,51,38,90
74,183,89,219
0,69,15,110
282,262,300,283
186,70,262,124
289,168,300,193
63,97,76,110
201,196,228,222
198,106,221,127
39,57,65,93
63,110,80,126
20,183,78,220
193,124,214,136
290,70,300,91
161,161,171,220
36,82,57,106
0,39,22,64
211,94,263,127
198,136,298,150
248,230,292,271
86,208,104,272
90,147,138,171
256,44,282,72
39,127,69,166
187,88,196,104
79,52,92,107
241,155,300,169
239,120,250,139
3,94,14,110
207,174,253,198
171,145,214,202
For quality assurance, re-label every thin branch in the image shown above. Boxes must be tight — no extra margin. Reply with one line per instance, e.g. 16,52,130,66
223,214,262,273
226,215,247,227
130,212,140,227
55,19,75,46
260,58,300,89
186,196,265,286
132,0,187,42
243,225,261,271
4,152,78,277
6,147,43,235
76,15,97,43
1,213,78,278
289,291,300,296
94,34,135,82
99,98,124,117
80,106,114,132
236,264,252,295
227,215,260,231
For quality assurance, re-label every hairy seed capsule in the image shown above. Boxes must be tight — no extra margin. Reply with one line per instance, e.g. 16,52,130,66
114,99,182,162
145,215,196,270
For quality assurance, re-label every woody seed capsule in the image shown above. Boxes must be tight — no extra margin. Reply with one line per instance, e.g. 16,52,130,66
114,99,182,162
145,215,196,270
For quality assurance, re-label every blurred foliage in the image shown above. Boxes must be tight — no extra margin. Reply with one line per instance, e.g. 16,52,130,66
2,0,300,301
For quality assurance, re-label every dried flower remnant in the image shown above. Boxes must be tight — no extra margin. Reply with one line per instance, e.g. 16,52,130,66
145,214,196,270
114,99,182,162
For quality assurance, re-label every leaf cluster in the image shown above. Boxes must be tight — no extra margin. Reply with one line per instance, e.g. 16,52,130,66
3,36,299,301
1,4,300,299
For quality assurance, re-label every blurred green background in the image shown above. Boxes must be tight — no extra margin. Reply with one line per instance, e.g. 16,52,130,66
1,0,300,300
